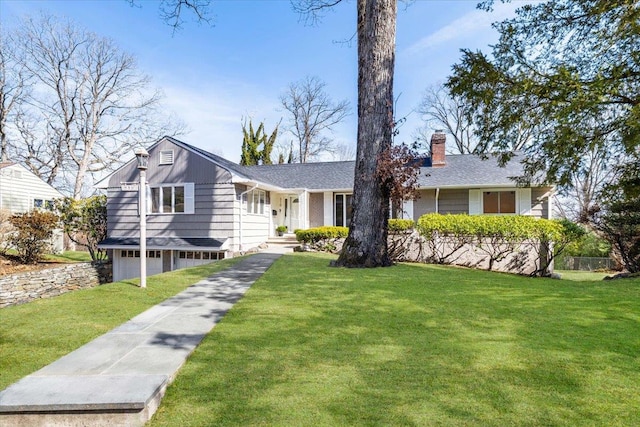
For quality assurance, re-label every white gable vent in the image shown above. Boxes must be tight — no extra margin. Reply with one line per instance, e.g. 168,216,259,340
159,150,174,165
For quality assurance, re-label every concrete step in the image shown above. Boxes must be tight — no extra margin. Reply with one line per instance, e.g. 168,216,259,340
267,234,298,244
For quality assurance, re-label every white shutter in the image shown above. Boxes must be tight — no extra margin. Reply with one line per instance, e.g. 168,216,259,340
403,200,414,220
184,183,195,214
518,188,532,215
468,189,482,215
323,192,333,226
146,185,152,213
139,185,152,216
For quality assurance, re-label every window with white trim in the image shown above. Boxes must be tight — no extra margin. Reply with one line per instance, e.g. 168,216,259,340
149,183,194,214
335,193,353,227
178,251,225,260
121,250,160,258
246,189,266,215
483,191,516,214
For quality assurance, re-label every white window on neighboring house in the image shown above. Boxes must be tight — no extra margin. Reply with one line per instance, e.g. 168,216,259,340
246,189,267,215
34,199,54,210
149,183,194,214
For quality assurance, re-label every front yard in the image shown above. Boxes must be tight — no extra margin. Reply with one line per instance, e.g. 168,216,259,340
149,253,639,426
2,252,638,425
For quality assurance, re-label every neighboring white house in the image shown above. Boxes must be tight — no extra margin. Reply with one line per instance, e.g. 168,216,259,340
0,162,65,252
97,134,555,282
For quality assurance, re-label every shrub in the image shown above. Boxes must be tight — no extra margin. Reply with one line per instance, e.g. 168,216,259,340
415,214,582,275
295,226,348,253
9,210,59,264
416,214,478,264
388,218,415,233
295,226,349,244
55,196,107,262
388,219,416,262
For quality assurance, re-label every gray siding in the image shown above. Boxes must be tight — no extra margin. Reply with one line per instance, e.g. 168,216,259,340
414,188,469,217
107,140,239,243
438,189,469,214
413,190,437,219
108,138,233,188
108,183,238,239
309,192,324,228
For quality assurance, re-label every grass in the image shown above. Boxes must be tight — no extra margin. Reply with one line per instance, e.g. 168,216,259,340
44,250,93,263
0,257,242,390
149,253,640,427
3,249,93,263
556,269,612,282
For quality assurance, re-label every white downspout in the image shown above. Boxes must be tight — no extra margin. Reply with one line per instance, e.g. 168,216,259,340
302,189,308,229
238,184,258,252
435,188,440,213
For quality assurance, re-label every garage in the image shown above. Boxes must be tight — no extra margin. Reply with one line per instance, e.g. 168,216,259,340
114,249,163,282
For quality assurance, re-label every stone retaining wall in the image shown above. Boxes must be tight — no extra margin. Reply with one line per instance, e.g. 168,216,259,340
299,232,548,276
0,263,112,308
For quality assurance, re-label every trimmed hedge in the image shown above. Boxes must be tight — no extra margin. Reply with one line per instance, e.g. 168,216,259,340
388,219,415,233
415,213,584,275
416,213,563,241
295,226,349,244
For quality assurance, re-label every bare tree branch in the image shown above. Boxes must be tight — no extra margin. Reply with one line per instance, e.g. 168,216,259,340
280,75,350,163
292,0,344,26
6,13,185,197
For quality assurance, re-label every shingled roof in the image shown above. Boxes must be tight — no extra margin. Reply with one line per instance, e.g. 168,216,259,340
242,154,528,190
114,136,534,191
416,153,527,188
247,161,355,190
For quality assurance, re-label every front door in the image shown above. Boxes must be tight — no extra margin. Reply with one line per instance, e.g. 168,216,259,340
285,195,300,231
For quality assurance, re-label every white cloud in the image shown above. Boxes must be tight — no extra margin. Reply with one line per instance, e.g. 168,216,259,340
404,2,521,57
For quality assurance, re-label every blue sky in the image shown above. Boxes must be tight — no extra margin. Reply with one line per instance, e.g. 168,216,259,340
1,0,521,164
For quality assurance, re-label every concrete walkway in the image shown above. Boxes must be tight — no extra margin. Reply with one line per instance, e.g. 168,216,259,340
0,250,287,427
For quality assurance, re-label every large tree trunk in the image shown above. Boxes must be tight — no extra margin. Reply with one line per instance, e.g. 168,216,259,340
334,0,396,268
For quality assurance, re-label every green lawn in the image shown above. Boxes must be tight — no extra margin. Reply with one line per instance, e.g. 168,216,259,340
556,269,613,282
0,257,242,390
44,250,93,263
149,253,640,427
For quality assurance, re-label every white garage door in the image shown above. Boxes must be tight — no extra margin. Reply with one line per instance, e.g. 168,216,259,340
175,251,225,270
114,250,163,282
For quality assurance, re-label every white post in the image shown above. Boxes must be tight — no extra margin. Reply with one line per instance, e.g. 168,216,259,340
139,169,147,289
135,147,149,289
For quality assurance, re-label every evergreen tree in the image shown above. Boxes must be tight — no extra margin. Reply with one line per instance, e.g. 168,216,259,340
447,0,640,186
240,119,279,166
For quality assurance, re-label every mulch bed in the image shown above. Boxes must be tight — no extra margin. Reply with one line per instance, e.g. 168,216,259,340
0,254,64,276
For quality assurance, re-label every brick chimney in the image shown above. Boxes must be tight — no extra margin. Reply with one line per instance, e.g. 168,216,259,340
430,130,446,167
